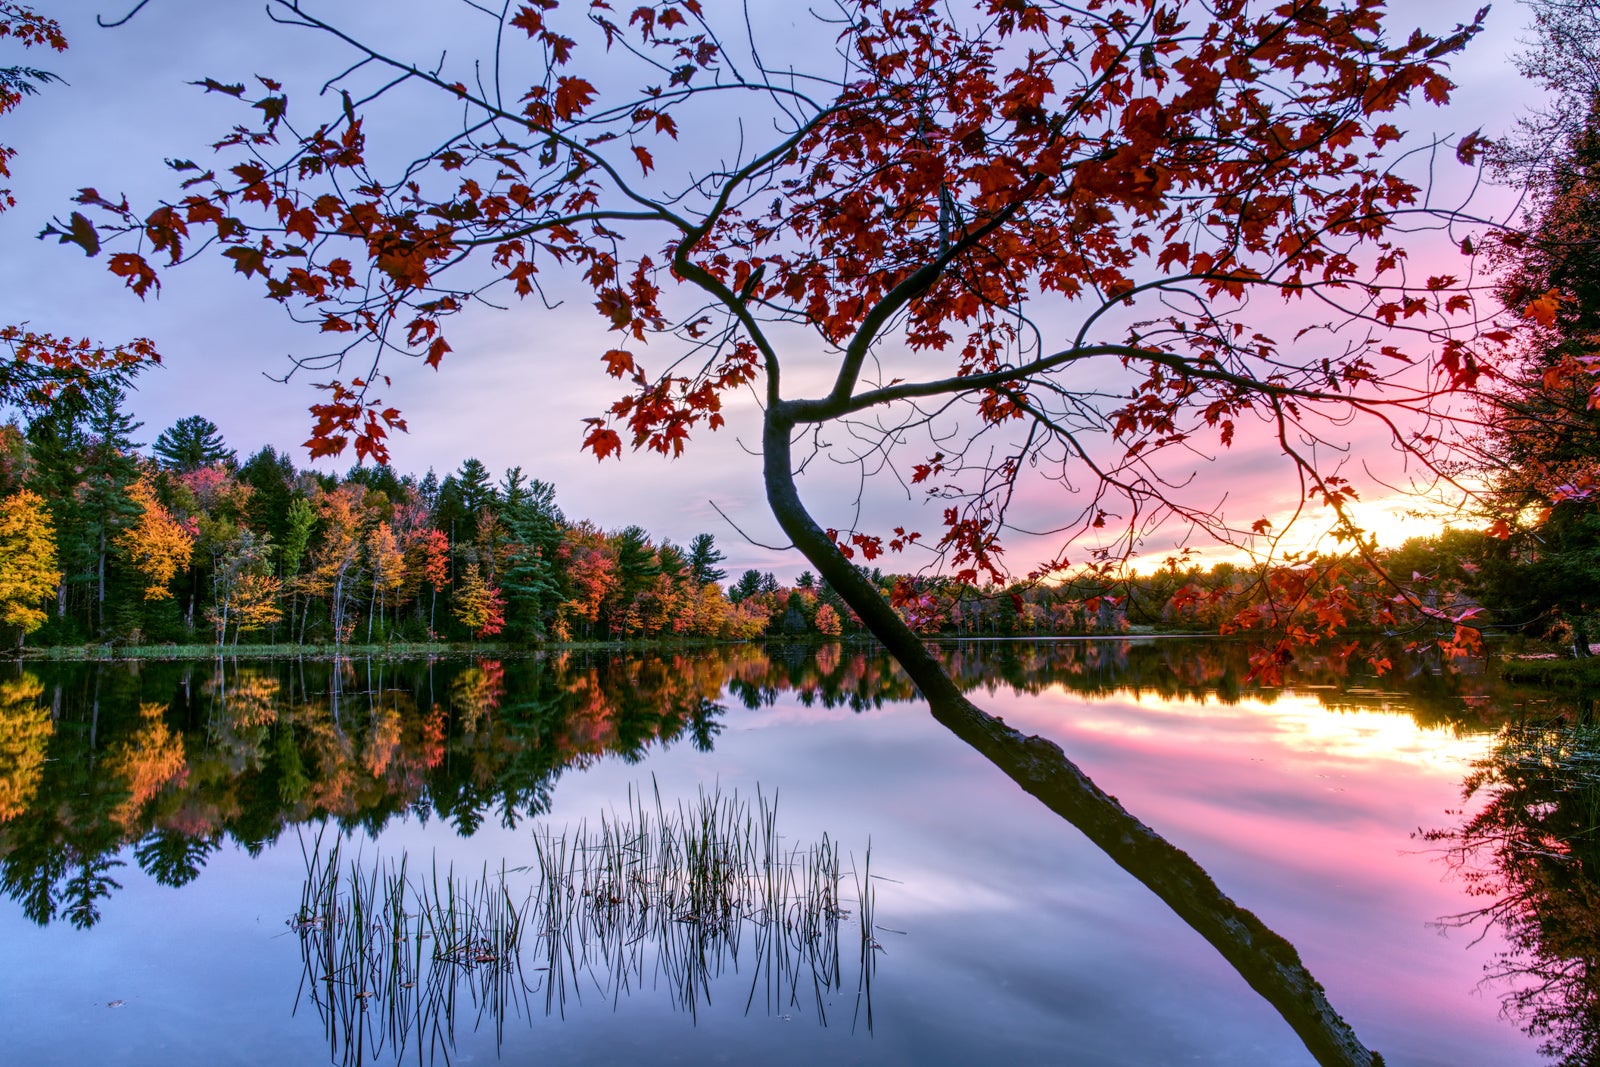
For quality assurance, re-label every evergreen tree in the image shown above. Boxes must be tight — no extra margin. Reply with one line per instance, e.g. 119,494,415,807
342,462,407,502
79,388,143,633
687,533,726,587
730,569,763,603
23,407,87,630
432,473,465,541
498,471,565,638
455,458,497,517
418,468,440,510
238,445,296,549
608,524,660,634
657,540,687,582
151,415,233,472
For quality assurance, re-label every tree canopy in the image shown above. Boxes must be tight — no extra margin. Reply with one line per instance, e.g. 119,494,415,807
152,415,233,472
1472,0,1600,651
8,2,1546,1063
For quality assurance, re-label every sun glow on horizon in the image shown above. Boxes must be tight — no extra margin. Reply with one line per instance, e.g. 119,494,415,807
1035,684,1495,775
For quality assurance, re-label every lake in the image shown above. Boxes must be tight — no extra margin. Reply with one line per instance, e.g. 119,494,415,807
0,639,1579,1065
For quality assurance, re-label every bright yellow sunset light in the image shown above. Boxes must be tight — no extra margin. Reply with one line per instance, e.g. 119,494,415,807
1054,687,1495,774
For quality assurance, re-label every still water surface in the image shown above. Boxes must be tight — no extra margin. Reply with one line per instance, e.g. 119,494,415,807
0,640,1571,1064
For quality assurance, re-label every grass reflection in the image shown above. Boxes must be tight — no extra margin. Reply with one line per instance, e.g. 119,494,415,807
291,785,879,1064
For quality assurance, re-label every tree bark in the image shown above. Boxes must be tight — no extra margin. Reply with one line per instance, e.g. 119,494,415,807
761,408,1380,1067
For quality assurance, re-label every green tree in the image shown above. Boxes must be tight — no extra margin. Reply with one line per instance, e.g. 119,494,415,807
606,524,660,636
79,387,142,633
277,495,316,642
497,469,564,638
151,415,233,472
687,533,725,587
729,569,763,604
455,458,496,517
22,406,85,631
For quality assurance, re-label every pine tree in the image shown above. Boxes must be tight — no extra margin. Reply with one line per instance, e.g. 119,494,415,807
22,407,86,629
455,458,496,517
607,524,659,636
729,569,763,603
418,468,440,510
151,415,233,472
238,445,296,547
687,533,726,587
498,470,564,638
79,387,142,633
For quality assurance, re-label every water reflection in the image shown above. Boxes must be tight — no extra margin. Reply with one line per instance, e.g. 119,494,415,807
0,640,1521,929
1427,716,1600,1066
292,786,876,1065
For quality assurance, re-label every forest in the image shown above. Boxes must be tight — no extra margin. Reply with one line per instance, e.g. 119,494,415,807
0,0,1595,664
0,388,1547,653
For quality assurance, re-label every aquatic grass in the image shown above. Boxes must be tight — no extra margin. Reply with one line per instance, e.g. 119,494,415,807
289,784,881,1064
291,829,531,1067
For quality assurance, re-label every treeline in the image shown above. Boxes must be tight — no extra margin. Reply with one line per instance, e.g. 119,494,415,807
0,386,1550,651
0,391,1009,647
0,387,1312,649
0,392,866,646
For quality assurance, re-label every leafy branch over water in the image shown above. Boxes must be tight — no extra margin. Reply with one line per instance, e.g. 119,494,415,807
291,785,880,1065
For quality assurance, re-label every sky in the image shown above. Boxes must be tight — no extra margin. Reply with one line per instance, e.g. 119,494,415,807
0,0,1554,581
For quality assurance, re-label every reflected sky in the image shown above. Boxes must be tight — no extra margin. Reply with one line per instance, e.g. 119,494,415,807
976,682,1514,1065
0,642,1546,1065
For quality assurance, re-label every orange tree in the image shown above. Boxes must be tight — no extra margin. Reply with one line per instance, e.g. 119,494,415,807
54,2,1509,1062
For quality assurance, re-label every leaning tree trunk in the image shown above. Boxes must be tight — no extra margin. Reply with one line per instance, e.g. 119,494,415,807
761,410,1379,1067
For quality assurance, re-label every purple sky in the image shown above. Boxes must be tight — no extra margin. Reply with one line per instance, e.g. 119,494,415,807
0,1,1549,579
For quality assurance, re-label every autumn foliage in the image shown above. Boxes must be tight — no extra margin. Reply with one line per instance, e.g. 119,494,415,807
27,5,1526,662
117,477,194,600
59,1,1496,555
0,488,56,639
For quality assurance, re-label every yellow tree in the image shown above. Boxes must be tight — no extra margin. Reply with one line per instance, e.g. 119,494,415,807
452,564,505,639
0,673,48,821
0,489,59,645
227,572,284,643
116,475,195,600
301,483,365,643
104,702,188,830
364,520,404,641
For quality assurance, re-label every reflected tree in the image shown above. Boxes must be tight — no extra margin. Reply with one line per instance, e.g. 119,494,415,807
0,642,1506,933
1427,720,1600,1066
133,829,220,888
